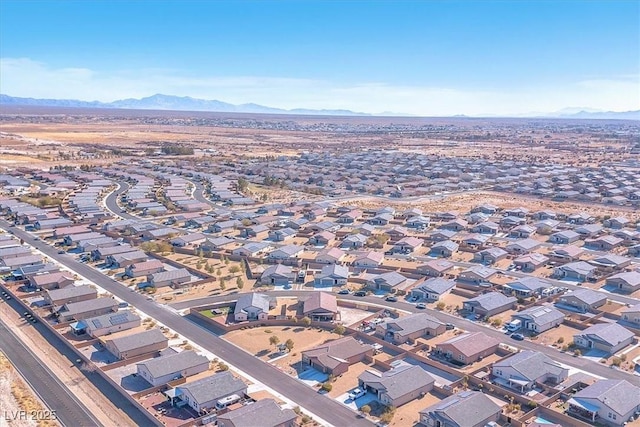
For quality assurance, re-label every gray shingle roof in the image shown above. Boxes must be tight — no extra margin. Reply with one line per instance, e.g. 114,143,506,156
106,328,167,353
358,362,434,400
217,398,296,427
420,391,501,426
572,379,640,416
493,350,566,382
577,323,634,347
177,371,247,405
138,350,208,379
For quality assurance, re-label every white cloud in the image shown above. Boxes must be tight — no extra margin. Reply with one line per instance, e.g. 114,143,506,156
1,57,638,115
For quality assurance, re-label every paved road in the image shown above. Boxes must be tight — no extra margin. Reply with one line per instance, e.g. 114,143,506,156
170,290,640,386
1,220,373,427
0,316,101,427
104,181,139,221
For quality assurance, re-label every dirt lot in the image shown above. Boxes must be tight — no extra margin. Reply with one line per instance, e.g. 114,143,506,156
388,391,445,427
538,324,583,347
224,326,341,375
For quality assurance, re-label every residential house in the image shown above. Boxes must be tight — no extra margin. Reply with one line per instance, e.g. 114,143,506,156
393,236,423,253
553,261,598,281
419,390,501,427
604,217,631,229
472,221,499,235
511,306,565,333
260,264,294,286
605,271,640,293
549,230,581,244
314,264,349,287
29,271,75,290
315,247,346,264
589,254,632,273
173,371,248,414
557,289,607,313
147,269,191,288
217,398,296,427
43,284,96,306
440,219,468,232
352,251,384,268
240,224,270,240
548,245,584,263
341,233,368,249
199,236,235,252
0,255,43,269
301,337,373,375
82,310,141,338
367,271,413,293
505,238,541,255
503,277,553,298
55,297,118,322
269,228,297,242
457,265,497,285
410,278,456,301
513,253,549,272
575,224,603,238
233,293,275,321
430,240,458,258
509,224,536,238
358,362,435,407
103,328,168,360
585,235,624,251
376,313,445,344
136,350,209,387
460,234,491,250
434,332,500,365
106,250,148,268
463,292,516,318
573,323,634,354
406,215,430,229
302,292,339,321
232,242,272,257
124,260,165,278
429,229,458,242
416,259,454,277
473,247,508,265
620,304,640,326
567,379,640,426
492,351,569,392
309,231,335,247
268,245,304,261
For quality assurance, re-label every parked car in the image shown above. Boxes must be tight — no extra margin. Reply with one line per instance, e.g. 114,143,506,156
416,302,427,309
338,289,350,295
354,291,367,297
445,323,455,330
511,333,525,341
348,388,366,400
385,295,398,302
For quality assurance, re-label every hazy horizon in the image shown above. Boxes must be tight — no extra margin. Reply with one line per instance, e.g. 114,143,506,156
1,0,639,116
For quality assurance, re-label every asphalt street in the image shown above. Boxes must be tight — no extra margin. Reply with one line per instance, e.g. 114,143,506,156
0,316,102,427
1,220,373,427
170,290,640,386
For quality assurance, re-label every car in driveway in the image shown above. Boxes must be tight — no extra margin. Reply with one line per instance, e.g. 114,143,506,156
348,388,366,401
416,302,426,309
511,333,525,341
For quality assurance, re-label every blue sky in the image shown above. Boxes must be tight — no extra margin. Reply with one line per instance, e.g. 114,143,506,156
1,0,638,115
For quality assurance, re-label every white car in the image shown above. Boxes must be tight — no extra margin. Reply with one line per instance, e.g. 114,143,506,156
348,388,366,400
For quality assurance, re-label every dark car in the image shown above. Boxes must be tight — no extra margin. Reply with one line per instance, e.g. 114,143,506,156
511,333,525,341
354,291,367,297
445,323,455,330
337,289,350,295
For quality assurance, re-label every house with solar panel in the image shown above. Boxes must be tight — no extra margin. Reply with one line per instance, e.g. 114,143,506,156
77,310,141,337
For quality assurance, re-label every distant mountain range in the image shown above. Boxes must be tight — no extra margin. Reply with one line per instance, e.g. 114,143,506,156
0,93,370,116
0,93,638,119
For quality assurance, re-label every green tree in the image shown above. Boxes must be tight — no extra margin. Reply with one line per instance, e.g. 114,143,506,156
236,277,244,289
219,278,226,290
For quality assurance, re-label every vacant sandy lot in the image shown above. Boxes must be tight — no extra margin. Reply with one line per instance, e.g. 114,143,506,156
538,324,582,347
224,326,341,374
